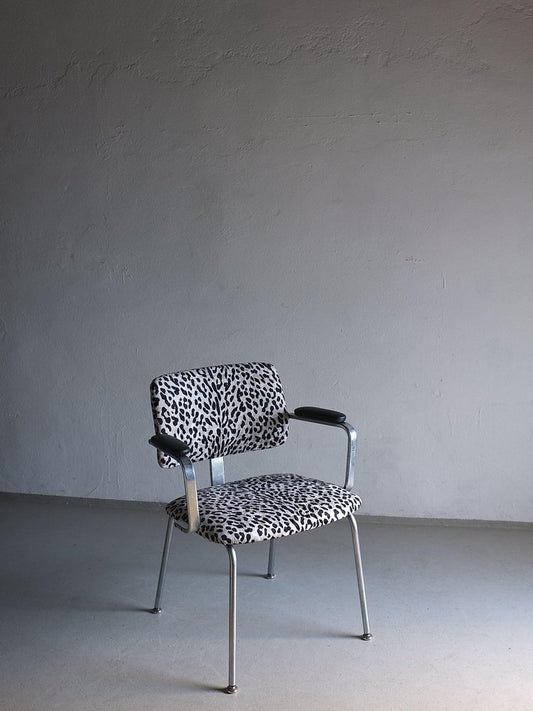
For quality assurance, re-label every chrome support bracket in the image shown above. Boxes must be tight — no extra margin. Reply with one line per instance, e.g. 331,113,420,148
210,457,226,486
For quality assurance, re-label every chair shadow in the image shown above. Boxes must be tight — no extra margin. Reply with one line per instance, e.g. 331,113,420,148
239,571,274,579
94,660,227,695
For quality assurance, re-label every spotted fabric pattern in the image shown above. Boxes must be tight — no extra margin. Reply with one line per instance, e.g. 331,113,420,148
166,473,361,545
151,362,289,466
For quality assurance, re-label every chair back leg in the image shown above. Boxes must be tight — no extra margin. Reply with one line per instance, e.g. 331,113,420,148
347,514,372,640
266,539,277,579
225,545,238,694
151,515,174,614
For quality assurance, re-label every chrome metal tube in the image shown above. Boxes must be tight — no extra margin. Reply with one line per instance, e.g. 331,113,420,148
287,413,357,491
151,515,174,613
348,514,372,640
225,545,238,694
266,539,277,579
180,458,200,533
339,423,357,491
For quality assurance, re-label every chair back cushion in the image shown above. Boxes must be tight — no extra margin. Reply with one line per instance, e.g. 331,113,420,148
150,362,289,466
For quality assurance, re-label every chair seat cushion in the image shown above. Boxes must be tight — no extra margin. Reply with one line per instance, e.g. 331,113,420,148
166,473,361,545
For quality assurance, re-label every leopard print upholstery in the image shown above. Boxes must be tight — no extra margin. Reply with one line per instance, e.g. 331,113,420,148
166,473,362,545
150,362,289,465
151,362,361,546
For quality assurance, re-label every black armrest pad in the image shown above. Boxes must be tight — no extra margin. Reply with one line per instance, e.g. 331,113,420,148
293,406,346,424
149,433,191,459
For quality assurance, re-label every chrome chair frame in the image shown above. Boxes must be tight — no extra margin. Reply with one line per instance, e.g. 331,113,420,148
149,409,371,693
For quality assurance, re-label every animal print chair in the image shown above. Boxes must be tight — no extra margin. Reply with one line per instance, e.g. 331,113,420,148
149,362,372,693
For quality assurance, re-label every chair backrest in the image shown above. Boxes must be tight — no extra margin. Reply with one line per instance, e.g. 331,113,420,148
150,362,289,466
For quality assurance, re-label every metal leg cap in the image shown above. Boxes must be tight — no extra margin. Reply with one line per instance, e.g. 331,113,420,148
265,573,276,580
224,685,238,694
361,633,373,641
150,607,162,614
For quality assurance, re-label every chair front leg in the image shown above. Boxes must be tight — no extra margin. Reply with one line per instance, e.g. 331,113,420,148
347,514,372,640
225,545,238,694
151,515,174,614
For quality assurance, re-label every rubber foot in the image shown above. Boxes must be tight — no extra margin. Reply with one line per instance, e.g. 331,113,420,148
150,607,162,614
265,573,276,579
361,633,373,641
224,685,238,694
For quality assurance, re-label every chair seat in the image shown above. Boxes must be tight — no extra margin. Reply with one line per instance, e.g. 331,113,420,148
166,473,361,545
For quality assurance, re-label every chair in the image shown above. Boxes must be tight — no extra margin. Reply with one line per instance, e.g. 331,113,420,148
148,362,372,693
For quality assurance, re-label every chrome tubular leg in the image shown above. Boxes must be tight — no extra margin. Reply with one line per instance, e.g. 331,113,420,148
151,515,174,614
225,545,238,694
266,539,277,579
348,514,372,640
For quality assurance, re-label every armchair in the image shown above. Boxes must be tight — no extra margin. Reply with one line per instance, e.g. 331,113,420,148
149,362,371,693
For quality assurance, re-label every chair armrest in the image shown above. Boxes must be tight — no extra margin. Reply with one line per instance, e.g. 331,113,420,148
149,433,191,458
148,434,199,533
288,407,357,491
291,406,346,424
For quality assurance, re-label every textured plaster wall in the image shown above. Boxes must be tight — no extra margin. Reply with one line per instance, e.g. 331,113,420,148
1,0,533,520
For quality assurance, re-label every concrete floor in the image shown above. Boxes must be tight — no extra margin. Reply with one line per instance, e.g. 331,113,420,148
1,496,533,711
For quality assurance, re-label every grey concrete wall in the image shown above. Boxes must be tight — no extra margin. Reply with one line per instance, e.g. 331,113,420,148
1,0,532,520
